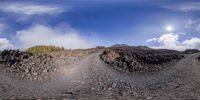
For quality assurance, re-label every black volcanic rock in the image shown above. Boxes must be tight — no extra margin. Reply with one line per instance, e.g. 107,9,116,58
0,50,56,80
182,49,200,54
0,50,33,66
100,48,184,73
110,44,151,50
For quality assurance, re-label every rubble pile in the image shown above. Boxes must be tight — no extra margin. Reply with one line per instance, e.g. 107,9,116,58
0,50,59,80
0,50,33,66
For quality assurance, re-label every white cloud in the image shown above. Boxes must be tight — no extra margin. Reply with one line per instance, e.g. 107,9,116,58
0,38,14,50
0,19,6,34
0,3,64,15
182,38,200,49
186,18,200,31
16,24,94,49
147,33,200,51
146,38,157,43
0,23,4,33
155,33,184,50
157,33,180,48
164,2,200,12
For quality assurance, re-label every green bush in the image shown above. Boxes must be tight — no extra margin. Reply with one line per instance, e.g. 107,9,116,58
26,45,65,54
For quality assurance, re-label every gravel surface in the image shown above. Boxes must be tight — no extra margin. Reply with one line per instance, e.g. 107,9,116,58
0,49,200,99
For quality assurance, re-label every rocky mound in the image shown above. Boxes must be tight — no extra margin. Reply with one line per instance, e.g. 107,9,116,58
182,49,200,54
0,50,33,66
0,49,95,81
15,54,57,80
100,48,184,73
0,50,58,80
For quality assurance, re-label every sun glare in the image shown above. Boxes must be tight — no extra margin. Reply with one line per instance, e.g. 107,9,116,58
166,25,173,32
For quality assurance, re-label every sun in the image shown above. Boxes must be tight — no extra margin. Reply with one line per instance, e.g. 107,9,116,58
165,25,173,32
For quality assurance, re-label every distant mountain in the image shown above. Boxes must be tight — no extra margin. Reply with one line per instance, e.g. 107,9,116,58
135,45,150,49
110,44,130,48
109,44,151,50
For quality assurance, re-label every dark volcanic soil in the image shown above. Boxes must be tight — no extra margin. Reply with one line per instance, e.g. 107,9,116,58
0,48,200,99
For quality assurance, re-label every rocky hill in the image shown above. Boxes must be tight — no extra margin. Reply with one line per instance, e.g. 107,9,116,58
100,48,184,73
182,49,200,54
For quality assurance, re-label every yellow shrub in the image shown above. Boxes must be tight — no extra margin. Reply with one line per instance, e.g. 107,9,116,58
26,45,65,54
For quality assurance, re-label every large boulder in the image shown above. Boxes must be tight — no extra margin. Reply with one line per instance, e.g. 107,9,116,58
101,50,120,64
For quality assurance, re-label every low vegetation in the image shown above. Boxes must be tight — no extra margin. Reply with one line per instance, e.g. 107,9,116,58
26,45,65,54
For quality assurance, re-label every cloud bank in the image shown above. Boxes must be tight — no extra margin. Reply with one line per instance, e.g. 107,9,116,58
16,24,94,49
147,33,200,51
0,3,64,15
0,38,14,50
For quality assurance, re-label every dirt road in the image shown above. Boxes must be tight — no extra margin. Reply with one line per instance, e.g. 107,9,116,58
0,52,200,99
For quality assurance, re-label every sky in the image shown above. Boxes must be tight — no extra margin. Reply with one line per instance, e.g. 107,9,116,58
0,0,200,50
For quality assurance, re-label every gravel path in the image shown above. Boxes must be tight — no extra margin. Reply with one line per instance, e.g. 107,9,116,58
0,52,200,99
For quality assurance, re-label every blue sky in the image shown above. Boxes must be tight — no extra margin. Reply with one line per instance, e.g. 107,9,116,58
0,0,200,50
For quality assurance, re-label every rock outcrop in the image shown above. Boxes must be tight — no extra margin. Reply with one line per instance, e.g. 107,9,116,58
0,50,57,80
182,49,200,54
0,50,33,66
100,48,184,73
